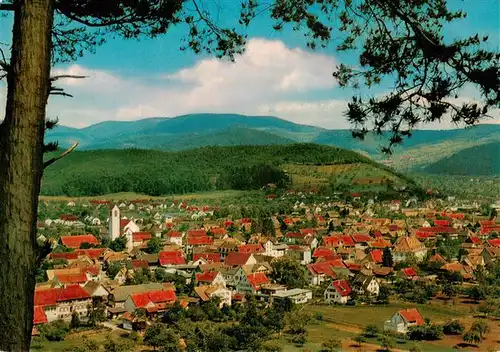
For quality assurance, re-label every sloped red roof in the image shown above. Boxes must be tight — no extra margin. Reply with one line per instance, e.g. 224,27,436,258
352,234,372,243
487,238,500,247
196,270,219,283
60,235,99,249
434,220,450,226
369,249,383,263
57,285,91,302
210,227,226,236
158,250,186,266
401,267,418,277
130,289,176,308
33,306,48,325
483,227,500,236
55,272,88,284
399,308,424,326
313,247,335,258
187,236,213,246
370,237,392,248
130,259,149,269
187,229,207,237
75,248,106,259
34,289,59,307
120,219,131,228
132,232,152,242
224,220,234,228
225,252,252,266
167,231,182,238
247,273,269,290
332,279,352,297
238,244,264,254
468,236,483,245
300,228,316,235
193,252,221,263
307,262,337,278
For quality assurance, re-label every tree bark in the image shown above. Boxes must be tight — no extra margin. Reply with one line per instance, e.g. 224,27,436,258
0,0,54,350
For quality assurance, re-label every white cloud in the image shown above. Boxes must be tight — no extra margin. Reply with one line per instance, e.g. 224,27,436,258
45,38,342,127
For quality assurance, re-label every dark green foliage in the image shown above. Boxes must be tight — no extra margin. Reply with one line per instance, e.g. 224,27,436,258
41,144,399,196
442,320,464,335
321,337,342,351
147,236,163,254
102,337,135,352
109,236,127,252
106,261,123,279
463,329,482,346
363,324,379,338
38,320,70,342
424,142,500,176
466,285,489,303
70,311,81,329
87,297,107,327
71,337,100,352
143,324,180,352
382,247,393,267
407,324,443,341
270,256,308,289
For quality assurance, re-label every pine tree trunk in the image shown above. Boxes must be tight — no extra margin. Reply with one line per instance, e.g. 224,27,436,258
0,0,54,350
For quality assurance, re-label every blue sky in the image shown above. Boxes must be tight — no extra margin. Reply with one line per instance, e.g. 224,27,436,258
0,0,499,128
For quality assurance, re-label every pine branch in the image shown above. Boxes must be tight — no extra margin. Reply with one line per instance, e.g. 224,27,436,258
50,74,87,81
43,142,78,169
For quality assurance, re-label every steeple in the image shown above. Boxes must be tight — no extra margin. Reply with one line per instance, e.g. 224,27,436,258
109,205,120,241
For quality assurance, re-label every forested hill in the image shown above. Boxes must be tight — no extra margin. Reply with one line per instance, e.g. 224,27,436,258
423,142,500,176
41,144,416,197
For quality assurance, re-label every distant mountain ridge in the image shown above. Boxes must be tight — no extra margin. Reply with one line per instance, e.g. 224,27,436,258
423,141,500,176
47,113,500,172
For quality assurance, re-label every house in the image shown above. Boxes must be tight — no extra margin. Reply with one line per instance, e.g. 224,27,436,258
195,270,226,287
262,240,288,258
236,273,270,294
165,231,183,246
34,285,92,322
307,262,338,286
324,279,352,304
392,236,427,263
124,289,177,313
384,308,425,333
272,289,313,305
192,252,221,263
194,285,232,307
59,235,99,249
399,267,418,280
351,272,380,296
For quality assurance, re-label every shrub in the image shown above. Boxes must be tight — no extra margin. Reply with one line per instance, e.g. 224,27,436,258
407,324,443,341
363,324,379,338
39,320,70,341
442,320,464,335
321,337,342,352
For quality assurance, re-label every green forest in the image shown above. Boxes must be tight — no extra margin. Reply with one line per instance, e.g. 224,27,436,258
423,141,500,176
41,144,394,196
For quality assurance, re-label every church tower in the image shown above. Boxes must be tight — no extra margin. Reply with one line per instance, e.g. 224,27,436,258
125,231,134,253
109,205,120,241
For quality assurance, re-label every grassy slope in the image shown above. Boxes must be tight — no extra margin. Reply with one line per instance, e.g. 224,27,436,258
41,144,416,196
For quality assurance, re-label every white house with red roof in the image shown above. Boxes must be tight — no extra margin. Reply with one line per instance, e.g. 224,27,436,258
195,270,226,287
236,273,270,294
384,308,425,333
165,231,183,246
34,285,92,322
324,279,352,304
